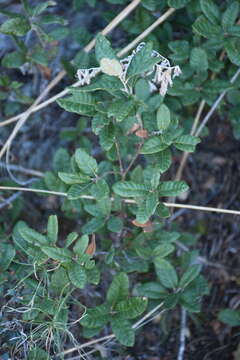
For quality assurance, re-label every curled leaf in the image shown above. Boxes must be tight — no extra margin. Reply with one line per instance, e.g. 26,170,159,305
86,234,96,256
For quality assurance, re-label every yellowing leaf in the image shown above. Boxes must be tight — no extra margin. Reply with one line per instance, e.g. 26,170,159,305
100,58,122,77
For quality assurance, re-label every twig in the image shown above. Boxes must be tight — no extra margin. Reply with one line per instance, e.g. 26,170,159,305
117,8,176,57
177,307,187,360
115,141,124,177
195,67,240,137
0,161,43,177
0,186,240,215
0,0,141,129
0,192,22,210
123,142,143,180
59,301,164,357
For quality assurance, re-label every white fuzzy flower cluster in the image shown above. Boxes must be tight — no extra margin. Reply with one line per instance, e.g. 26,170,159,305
76,42,181,96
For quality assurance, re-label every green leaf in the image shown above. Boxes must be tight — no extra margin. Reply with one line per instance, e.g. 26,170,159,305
157,104,171,131
136,282,167,299
193,15,222,38
0,244,16,271
155,259,178,289
126,42,160,79
107,216,123,233
95,33,117,62
51,267,69,294
158,181,189,196
67,183,91,200
70,89,95,106
224,38,240,66
99,124,115,150
222,1,239,30
141,137,169,154
47,215,58,244
111,318,135,346
42,246,72,262
80,304,110,328
19,223,48,246
0,16,30,36
86,267,100,285
157,202,171,218
65,232,78,247
2,51,25,68
153,243,175,258
218,309,240,327
115,297,148,319
157,148,172,173
107,272,129,305
190,48,208,72
68,262,87,288
81,74,123,96
57,96,95,116
113,181,149,197
32,1,56,16
82,217,105,234
90,179,109,200
58,172,90,185
200,0,220,24
179,264,202,289
73,235,89,255
174,135,201,152
75,148,98,176
168,0,190,9
108,100,135,122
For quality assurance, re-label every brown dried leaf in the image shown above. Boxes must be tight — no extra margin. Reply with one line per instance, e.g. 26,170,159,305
135,129,148,138
127,123,140,135
132,219,152,228
85,235,96,256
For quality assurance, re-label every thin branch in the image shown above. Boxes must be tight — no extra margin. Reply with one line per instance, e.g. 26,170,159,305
0,186,240,215
195,67,240,137
0,192,21,210
115,141,124,177
117,8,176,57
177,307,187,360
0,161,43,177
123,141,143,180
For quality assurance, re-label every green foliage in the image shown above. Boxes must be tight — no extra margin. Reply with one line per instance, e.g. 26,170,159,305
3,0,240,354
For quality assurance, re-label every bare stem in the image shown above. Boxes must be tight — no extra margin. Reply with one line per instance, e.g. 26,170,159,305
1,186,240,215
123,141,143,180
177,307,187,360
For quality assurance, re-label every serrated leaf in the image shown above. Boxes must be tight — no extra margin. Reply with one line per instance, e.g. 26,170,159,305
157,148,172,173
0,244,16,271
47,215,58,244
111,318,135,346
58,172,90,184
107,272,129,305
158,181,189,196
42,246,72,262
218,309,240,327
108,99,135,122
222,1,239,30
75,148,98,176
179,264,201,289
67,183,92,200
65,232,78,247
126,42,160,79
0,16,30,36
193,15,222,38
136,282,167,299
115,297,148,319
224,38,240,66
200,0,220,24
68,262,87,288
32,1,56,16
190,48,208,72
73,235,89,255
57,96,95,116
19,224,48,246
168,0,190,9
155,259,178,289
113,181,149,197
157,104,171,131
80,304,110,328
82,217,105,234
95,33,117,62
141,136,169,154
174,135,201,152
153,243,175,258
